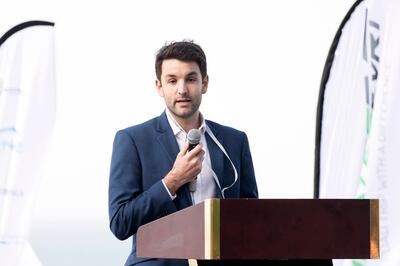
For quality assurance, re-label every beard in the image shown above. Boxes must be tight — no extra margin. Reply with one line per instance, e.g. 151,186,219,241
168,97,201,120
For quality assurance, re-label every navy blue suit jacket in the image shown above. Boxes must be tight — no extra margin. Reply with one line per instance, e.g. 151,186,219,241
109,112,258,266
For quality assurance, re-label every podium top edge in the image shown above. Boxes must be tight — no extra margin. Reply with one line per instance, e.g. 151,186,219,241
203,198,379,203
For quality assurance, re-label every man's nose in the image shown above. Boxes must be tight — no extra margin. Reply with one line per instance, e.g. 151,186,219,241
177,81,188,95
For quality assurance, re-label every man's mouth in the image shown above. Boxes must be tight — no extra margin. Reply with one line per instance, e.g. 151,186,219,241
176,99,191,104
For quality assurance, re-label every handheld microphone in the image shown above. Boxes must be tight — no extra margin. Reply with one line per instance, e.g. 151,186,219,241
187,129,201,192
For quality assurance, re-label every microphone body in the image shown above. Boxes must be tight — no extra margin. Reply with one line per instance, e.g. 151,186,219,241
187,129,201,192
188,142,198,151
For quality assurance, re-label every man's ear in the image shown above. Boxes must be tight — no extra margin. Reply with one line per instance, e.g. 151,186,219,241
202,75,209,94
155,79,164,97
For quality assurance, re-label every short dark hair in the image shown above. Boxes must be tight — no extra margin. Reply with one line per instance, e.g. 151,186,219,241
155,40,207,80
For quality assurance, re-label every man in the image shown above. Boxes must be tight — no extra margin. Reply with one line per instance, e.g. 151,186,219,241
108,40,258,266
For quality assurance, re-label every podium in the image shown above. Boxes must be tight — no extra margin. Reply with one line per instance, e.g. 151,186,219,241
137,199,379,265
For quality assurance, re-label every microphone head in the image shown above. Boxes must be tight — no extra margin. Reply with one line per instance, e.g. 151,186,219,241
188,129,201,144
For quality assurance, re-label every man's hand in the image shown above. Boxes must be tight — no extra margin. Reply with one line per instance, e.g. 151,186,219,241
163,143,205,196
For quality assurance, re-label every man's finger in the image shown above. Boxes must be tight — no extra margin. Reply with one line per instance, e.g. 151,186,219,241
178,142,190,157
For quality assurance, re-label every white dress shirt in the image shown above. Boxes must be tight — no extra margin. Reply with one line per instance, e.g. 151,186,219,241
162,110,218,205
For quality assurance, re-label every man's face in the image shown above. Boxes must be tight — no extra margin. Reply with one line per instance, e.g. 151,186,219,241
156,59,208,122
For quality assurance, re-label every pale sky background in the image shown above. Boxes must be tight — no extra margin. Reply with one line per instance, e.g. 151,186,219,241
2,1,353,265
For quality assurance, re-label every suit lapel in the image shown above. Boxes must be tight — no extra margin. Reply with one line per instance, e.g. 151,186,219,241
156,131,179,165
156,112,192,207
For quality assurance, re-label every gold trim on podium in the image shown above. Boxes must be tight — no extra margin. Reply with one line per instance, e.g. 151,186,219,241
204,199,220,259
370,199,380,259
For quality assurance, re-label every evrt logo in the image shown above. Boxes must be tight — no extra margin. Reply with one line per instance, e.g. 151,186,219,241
353,8,381,266
357,8,381,200
363,9,380,137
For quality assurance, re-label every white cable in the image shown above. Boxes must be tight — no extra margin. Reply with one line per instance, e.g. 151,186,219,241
205,125,238,199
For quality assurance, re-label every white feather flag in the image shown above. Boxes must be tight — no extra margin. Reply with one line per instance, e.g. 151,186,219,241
316,0,400,265
0,21,56,266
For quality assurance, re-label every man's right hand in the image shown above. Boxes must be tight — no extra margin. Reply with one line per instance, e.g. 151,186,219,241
163,142,205,196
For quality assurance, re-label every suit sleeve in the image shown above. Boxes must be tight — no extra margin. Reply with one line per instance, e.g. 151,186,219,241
240,133,259,198
108,130,177,240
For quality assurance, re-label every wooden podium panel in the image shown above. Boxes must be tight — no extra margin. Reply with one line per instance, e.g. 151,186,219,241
137,199,379,260
137,200,208,259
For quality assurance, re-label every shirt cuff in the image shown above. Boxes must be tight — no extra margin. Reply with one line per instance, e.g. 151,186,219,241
162,179,177,200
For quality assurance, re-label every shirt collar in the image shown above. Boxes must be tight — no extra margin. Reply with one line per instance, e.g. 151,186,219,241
165,109,206,136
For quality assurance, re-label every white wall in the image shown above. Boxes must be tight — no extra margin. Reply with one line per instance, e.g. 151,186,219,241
2,0,352,265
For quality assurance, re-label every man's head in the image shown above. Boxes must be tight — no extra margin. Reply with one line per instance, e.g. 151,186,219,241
155,40,207,81
155,41,208,127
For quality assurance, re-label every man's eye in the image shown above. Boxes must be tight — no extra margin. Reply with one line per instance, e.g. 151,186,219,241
168,79,177,84
187,77,197,82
